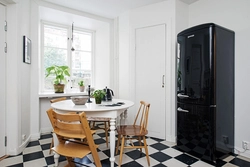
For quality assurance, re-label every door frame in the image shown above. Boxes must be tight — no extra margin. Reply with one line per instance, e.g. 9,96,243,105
0,1,6,157
129,21,176,142
130,23,167,139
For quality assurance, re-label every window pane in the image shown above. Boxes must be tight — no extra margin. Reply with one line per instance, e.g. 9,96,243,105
44,47,67,69
44,25,67,48
73,31,92,51
71,51,92,88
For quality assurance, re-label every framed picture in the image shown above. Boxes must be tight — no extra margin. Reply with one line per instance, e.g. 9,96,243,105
23,36,31,64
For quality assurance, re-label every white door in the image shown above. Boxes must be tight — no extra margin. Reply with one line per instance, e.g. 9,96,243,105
0,3,6,157
135,24,166,139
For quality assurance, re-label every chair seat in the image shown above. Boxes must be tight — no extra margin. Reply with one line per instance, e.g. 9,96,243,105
52,140,97,158
116,125,148,136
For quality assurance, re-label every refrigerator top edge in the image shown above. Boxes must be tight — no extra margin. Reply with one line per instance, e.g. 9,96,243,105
177,23,234,37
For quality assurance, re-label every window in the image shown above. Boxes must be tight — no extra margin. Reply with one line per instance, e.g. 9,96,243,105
41,22,94,92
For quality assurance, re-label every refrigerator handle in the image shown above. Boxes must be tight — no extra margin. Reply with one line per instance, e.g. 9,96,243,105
177,107,189,113
177,93,189,98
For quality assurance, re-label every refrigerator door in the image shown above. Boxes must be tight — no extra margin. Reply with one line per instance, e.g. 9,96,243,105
177,27,214,105
177,103,216,162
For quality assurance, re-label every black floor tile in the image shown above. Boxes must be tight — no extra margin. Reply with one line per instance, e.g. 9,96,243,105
152,164,167,167
41,143,51,150
121,161,144,167
40,133,53,139
2,132,250,167
45,155,55,165
7,164,24,167
23,151,44,162
150,143,169,151
150,152,172,162
125,149,146,159
174,153,199,165
230,157,250,166
94,138,106,145
26,141,40,147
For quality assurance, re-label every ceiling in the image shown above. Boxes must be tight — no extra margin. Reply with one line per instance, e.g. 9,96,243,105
42,0,199,19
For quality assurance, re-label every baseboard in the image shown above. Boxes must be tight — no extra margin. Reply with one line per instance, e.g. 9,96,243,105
165,134,176,143
234,146,250,159
8,135,31,156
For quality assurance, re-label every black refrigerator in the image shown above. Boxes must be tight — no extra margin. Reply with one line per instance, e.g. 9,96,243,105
176,23,235,162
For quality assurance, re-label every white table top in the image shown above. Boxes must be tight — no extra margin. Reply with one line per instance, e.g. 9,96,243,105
51,98,134,112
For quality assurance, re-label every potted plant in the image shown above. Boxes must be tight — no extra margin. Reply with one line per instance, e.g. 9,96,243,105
78,80,85,92
45,65,70,93
91,89,106,104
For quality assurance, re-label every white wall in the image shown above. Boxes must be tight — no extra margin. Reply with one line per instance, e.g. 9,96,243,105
5,0,32,155
118,11,130,100
5,0,113,155
188,0,250,158
118,0,178,141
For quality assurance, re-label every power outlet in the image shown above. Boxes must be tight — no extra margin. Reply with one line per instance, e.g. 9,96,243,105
222,135,229,144
242,141,250,150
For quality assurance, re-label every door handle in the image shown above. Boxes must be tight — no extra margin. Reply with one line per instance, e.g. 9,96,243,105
162,75,165,88
177,93,189,98
177,107,189,113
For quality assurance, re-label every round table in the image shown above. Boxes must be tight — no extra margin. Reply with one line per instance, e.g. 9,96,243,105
51,98,134,167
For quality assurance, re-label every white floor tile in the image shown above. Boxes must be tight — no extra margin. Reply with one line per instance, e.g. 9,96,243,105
161,147,183,157
136,156,159,167
191,160,215,167
23,145,42,155
223,155,235,162
222,163,239,167
114,153,133,165
0,155,23,166
39,138,52,145
23,158,47,167
162,158,188,167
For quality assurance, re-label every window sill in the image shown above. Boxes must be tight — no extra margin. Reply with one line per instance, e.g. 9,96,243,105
39,91,88,98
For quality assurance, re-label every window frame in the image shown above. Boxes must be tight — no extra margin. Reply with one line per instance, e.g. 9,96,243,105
40,21,95,93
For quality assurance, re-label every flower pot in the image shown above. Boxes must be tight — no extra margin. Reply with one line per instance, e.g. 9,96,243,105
95,97,102,104
79,86,85,92
54,84,65,93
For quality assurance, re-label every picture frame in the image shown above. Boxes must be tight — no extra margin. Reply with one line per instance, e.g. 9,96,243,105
23,36,31,64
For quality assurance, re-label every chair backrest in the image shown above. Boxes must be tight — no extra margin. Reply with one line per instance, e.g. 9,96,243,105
50,97,67,103
133,101,150,134
46,108,94,141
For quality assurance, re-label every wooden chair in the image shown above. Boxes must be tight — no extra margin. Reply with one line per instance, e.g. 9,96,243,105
46,108,101,167
49,97,67,154
115,101,150,167
88,117,110,147
50,97,67,103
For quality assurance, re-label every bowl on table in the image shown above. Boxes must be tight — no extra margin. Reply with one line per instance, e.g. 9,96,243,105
71,96,88,105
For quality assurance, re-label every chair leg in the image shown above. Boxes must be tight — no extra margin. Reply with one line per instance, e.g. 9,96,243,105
65,157,75,167
49,138,54,154
116,134,121,154
119,136,125,167
143,136,150,166
104,122,108,147
138,136,142,152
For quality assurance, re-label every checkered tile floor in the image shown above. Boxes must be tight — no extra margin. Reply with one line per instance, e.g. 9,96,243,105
1,128,250,167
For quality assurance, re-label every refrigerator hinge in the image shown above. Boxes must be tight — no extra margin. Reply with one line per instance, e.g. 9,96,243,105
4,21,7,31
5,136,7,146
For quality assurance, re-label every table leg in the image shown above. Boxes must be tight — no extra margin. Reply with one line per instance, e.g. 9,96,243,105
53,133,59,166
109,118,116,167
119,109,128,125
